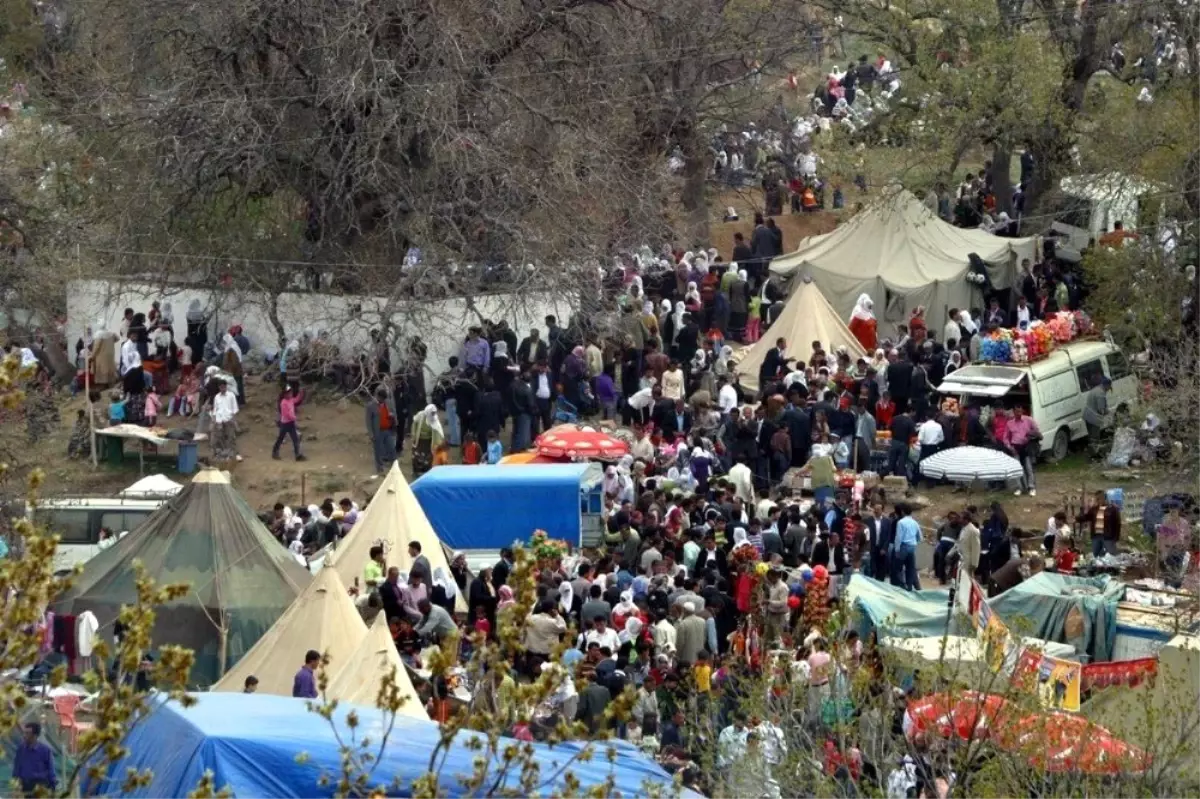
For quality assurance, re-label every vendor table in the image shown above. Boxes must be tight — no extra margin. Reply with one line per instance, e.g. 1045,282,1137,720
97,424,203,475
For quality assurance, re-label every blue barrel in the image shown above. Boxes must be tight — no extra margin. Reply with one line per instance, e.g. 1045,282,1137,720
177,442,199,475
1106,488,1125,509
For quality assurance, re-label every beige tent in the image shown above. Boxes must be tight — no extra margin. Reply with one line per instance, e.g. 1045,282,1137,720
326,615,428,719
736,278,867,391
1082,635,1200,776
211,566,366,696
327,463,466,612
769,187,1038,334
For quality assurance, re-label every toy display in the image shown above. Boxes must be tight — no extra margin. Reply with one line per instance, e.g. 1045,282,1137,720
978,310,1095,364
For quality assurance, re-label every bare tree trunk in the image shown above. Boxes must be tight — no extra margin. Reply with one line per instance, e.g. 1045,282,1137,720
680,133,710,245
990,145,1013,215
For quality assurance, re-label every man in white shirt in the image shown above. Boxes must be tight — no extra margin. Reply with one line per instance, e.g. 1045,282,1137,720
943,309,962,351
718,376,739,416
583,615,621,652
119,336,141,376
626,385,656,427
916,416,945,486
210,380,242,462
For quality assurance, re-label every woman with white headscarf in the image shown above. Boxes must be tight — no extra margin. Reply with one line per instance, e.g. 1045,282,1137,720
946,350,963,376
641,300,660,341
90,316,119,386
620,617,644,646
671,301,688,344
848,293,877,351
220,332,245,403
432,567,458,613
731,526,754,555
602,465,622,500
411,404,445,476
613,589,638,625
690,445,713,495
684,281,702,310
558,578,574,617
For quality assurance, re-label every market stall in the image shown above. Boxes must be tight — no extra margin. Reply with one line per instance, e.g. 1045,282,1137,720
96,423,202,475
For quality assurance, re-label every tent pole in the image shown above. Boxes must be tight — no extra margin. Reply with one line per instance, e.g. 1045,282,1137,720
217,612,229,678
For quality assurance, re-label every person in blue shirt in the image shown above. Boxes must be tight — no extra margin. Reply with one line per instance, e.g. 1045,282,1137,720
13,722,57,794
108,390,127,423
891,503,922,591
485,429,504,464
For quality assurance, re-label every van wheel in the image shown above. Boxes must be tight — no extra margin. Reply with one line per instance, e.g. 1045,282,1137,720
1049,428,1070,463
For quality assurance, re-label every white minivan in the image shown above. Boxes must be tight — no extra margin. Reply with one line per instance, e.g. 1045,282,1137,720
26,497,165,574
936,340,1138,461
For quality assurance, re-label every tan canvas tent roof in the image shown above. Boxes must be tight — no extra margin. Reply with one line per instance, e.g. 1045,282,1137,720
769,188,1038,333
326,615,428,719
736,278,866,390
327,463,465,612
212,566,366,696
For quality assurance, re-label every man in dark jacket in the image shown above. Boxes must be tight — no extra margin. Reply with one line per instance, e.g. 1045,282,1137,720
766,218,783,255
657,398,693,439
731,232,753,268
473,378,505,443
517,329,549,369
885,354,914,414
750,213,775,280
492,548,514,589
759,337,788,390
510,372,537,451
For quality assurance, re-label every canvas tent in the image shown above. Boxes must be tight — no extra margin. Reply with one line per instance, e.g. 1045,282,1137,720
326,462,466,612
735,277,867,390
212,566,366,696
325,614,427,718
119,474,183,498
55,469,311,686
769,188,1038,333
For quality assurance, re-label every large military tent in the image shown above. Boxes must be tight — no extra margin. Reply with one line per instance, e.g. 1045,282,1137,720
55,469,312,686
326,462,466,612
325,614,427,719
735,277,867,390
212,566,366,696
769,188,1038,333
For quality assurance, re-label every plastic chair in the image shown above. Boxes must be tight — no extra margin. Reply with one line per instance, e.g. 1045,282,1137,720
53,694,94,752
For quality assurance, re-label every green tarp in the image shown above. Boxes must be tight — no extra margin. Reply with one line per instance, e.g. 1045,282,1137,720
55,470,311,685
988,572,1124,662
845,575,964,639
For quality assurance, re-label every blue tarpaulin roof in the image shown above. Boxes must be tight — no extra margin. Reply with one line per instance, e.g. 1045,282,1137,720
411,464,593,550
87,692,689,798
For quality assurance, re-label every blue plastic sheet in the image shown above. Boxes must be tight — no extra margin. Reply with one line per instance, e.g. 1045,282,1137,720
411,464,591,549
87,693,690,798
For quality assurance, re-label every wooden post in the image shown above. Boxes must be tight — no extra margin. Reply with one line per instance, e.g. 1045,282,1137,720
217,611,229,678
85,357,97,468
301,472,307,507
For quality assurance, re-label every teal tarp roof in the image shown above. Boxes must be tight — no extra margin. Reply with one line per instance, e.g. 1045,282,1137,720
988,572,1124,662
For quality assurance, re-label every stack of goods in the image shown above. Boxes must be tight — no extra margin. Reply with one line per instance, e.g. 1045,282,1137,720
979,310,1095,364
979,327,1014,362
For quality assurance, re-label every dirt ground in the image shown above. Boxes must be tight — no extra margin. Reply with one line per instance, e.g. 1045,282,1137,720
707,188,841,262
28,378,392,512
24,374,1182,547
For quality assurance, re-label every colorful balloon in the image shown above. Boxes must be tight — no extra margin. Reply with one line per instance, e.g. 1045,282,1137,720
813,565,828,581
